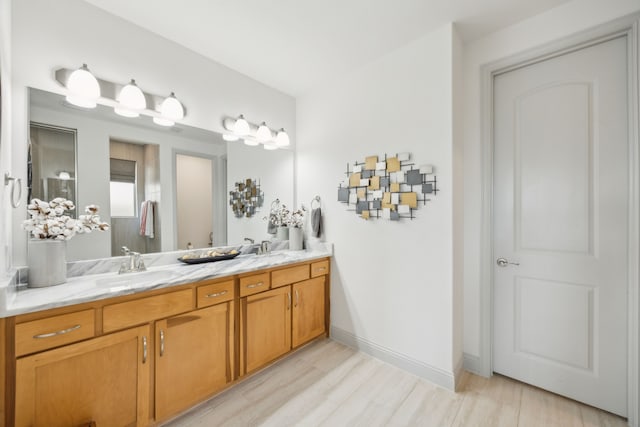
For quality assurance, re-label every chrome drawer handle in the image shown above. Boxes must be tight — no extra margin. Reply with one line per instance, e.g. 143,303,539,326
317,267,326,271
142,336,148,364
160,330,165,357
33,324,81,339
205,290,228,298
246,282,264,289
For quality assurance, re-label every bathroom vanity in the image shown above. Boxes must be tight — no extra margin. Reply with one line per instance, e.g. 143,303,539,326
0,249,331,426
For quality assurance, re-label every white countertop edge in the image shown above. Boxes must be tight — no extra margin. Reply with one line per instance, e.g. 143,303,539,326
1,248,332,318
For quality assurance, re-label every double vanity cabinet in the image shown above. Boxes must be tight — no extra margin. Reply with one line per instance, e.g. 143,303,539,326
1,256,331,426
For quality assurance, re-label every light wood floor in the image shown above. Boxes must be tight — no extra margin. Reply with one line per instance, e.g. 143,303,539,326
164,339,627,427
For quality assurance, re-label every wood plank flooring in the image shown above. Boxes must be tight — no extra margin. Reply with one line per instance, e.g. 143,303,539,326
163,339,627,427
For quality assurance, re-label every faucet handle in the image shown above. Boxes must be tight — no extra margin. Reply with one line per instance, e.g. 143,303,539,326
121,246,130,255
135,254,147,272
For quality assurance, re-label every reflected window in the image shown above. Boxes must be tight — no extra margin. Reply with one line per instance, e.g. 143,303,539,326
110,158,136,217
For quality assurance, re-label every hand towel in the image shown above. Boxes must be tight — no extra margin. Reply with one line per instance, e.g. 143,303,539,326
145,201,155,238
139,201,148,236
311,207,322,238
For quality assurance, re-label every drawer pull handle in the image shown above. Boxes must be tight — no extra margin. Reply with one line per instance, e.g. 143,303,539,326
206,290,228,298
317,267,326,271
160,330,165,357
246,281,264,289
142,336,148,364
33,324,81,339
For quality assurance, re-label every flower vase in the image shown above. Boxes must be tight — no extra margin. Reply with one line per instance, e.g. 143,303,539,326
276,226,289,241
289,227,304,251
28,239,67,287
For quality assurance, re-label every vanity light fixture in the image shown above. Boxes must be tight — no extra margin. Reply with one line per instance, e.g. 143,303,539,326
57,171,71,180
153,92,184,127
256,122,273,143
234,115,250,136
114,79,146,118
65,64,100,108
221,115,291,150
56,65,188,126
275,128,290,147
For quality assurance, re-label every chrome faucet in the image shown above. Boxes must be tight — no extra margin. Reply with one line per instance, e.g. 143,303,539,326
259,240,271,255
119,246,147,274
244,237,255,244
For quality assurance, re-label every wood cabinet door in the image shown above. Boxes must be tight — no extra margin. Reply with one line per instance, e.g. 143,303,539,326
155,303,234,422
15,325,151,427
292,276,326,348
242,285,291,374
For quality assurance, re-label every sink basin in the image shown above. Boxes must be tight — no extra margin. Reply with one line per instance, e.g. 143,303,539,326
95,269,178,289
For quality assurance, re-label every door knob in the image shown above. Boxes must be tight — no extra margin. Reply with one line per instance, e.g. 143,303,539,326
496,257,520,267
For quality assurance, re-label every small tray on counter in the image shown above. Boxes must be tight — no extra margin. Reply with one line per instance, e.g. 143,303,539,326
178,251,240,264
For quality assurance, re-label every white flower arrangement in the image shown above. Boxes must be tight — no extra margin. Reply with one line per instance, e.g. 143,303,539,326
269,204,306,229
22,198,109,240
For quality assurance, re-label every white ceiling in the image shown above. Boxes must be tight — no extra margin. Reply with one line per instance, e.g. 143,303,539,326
83,0,571,96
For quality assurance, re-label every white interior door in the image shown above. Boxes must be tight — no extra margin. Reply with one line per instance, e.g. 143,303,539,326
493,35,629,417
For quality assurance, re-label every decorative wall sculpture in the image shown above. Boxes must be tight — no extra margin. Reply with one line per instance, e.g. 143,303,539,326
337,153,437,220
230,178,263,218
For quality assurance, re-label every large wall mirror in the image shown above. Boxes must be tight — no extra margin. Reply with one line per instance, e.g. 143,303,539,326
27,88,294,261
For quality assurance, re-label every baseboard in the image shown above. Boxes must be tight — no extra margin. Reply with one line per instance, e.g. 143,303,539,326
330,325,456,391
463,352,483,376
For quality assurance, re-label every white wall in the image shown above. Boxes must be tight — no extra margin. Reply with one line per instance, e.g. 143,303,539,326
28,103,226,262
226,143,294,246
0,0,11,273
10,0,296,266
462,0,640,361
296,24,463,388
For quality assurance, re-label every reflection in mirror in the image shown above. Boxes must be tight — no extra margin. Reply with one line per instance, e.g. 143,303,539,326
28,87,227,261
109,140,161,256
27,87,295,262
176,153,214,249
28,123,77,214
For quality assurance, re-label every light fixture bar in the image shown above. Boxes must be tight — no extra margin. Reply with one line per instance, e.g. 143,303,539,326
55,67,188,120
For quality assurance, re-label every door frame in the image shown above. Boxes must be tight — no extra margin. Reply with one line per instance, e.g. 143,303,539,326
479,14,639,424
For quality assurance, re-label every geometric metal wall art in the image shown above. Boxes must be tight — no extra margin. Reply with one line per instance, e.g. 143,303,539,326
230,178,264,218
337,153,437,220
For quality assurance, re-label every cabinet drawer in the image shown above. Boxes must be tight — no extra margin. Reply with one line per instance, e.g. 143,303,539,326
15,309,95,357
311,260,329,277
103,289,193,333
197,279,235,308
239,272,270,297
271,264,310,288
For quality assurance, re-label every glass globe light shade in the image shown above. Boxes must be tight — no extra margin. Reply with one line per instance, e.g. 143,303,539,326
264,142,278,150
115,79,146,117
256,122,272,142
153,117,174,126
244,139,259,146
223,134,240,142
275,128,290,147
65,64,100,108
234,115,250,136
160,92,184,120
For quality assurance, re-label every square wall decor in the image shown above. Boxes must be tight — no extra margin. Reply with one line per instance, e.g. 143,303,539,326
337,152,438,221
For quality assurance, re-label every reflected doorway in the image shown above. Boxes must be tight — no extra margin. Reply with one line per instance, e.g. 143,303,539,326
175,153,214,250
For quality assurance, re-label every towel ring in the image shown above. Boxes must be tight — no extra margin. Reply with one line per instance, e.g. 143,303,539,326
311,196,321,210
4,173,22,208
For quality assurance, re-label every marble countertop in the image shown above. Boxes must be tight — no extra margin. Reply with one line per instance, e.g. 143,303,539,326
0,246,332,318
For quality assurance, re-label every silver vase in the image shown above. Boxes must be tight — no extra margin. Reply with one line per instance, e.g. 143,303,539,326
276,226,289,241
28,239,67,287
289,227,304,251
